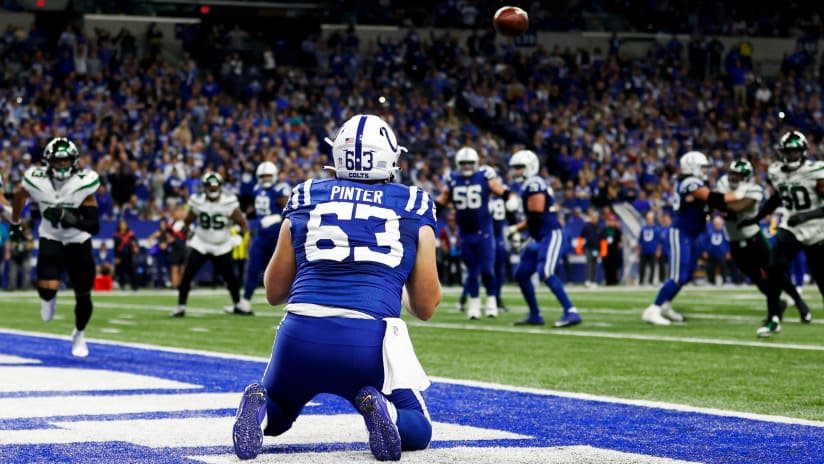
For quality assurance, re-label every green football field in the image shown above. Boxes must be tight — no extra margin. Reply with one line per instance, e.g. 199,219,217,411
3,284,824,421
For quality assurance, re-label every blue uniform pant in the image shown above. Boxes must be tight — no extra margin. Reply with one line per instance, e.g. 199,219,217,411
243,232,278,300
513,229,573,318
654,228,699,305
459,230,497,298
260,313,432,451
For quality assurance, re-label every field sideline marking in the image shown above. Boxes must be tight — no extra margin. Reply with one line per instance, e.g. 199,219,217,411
9,299,824,350
409,320,824,351
1,327,823,429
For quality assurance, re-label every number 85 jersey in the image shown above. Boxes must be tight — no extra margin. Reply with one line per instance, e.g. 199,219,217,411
768,160,824,245
284,178,436,319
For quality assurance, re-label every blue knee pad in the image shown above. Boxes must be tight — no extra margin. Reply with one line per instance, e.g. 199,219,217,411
396,408,432,451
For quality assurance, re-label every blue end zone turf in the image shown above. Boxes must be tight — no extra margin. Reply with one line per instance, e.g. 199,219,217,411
0,331,822,463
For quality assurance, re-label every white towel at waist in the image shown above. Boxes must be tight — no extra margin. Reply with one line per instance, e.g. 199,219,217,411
381,318,430,395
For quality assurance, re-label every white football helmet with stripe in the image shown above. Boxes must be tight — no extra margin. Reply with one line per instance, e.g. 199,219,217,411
455,147,479,177
509,150,540,183
256,161,278,189
325,114,406,182
680,151,711,180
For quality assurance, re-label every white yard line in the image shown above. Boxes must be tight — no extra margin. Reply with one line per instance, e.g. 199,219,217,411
2,327,821,428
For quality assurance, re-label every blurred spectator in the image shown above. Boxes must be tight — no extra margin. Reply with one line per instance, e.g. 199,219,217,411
148,219,172,288
7,220,34,290
438,210,462,286
657,212,672,284
0,220,9,289
113,219,139,291
581,209,604,287
638,212,659,286
603,213,623,285
701,216,730,286
95,241,114,277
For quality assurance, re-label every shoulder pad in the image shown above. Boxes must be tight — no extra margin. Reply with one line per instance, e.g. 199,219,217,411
480,165,496,180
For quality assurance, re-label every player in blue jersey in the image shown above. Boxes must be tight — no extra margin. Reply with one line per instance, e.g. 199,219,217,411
505,150,581,327
231,114,442,461
489,189,511,311
642,151,736,325
226,161,292,315
435,147,519,319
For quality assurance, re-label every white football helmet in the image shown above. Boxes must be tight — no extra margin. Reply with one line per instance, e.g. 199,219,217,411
679,151,711,180
256,161,278,189
455,147,479,177
777,130,808,171
43,137,80,181
727,159,753,189
325,114,406,182
509,150,540,183
202,171,223,200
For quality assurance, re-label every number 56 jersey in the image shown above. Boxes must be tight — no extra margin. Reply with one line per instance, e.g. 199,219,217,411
768,160,824,245
284,179,437,319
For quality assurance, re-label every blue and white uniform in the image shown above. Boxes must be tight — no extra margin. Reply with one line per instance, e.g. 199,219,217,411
489,195,509,301
259,178,436,446
447,166,498,300
513,175,576,323
242,181,292,301
654,174,707,305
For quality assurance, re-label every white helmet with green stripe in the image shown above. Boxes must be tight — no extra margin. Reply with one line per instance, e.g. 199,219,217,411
43,137,80,181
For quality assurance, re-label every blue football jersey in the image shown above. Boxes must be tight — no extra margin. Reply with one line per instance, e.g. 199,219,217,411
639,224,658,255
671,175,708,237
284,179,437,319
254,182,292,233
489,195,507,239
520,175,562,240
448,166,496,234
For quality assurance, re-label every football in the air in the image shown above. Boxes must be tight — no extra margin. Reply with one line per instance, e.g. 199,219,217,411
493,6,529,37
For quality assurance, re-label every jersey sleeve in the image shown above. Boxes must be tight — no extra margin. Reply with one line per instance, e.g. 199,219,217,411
480,165,496,181
736,183,764,203
283,179,313,218
523,178,547,196
275,182,293,200
808,161,824,181
71,171,101,202
402,185,437,229
678,176,704,195
21,167,47,196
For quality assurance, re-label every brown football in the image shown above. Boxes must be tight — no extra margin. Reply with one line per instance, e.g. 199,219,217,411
493,6,529,37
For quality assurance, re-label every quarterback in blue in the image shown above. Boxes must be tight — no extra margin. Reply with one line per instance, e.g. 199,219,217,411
231,114,442,462
642,151,736,325
435,147,519,320
505,150,580,328
228,161,292,315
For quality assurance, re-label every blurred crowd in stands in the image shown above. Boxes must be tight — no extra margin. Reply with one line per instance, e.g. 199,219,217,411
1,8,824,289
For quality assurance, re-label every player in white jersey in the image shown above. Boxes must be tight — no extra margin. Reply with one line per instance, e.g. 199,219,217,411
10,137,100,357
741,131,824,337
171,171,249,317
717,159,809,326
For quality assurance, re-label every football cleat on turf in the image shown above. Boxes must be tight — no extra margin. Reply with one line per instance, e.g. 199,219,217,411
661,302,685,322
170,306,186,318
496,297,509,312
484,298,498,318
642,304,671,326
41,297,57,322
71,329,88,358
797,300,812,324
467,297,482,320
514,316,545,326
224,303,254,316
756,316,781,338
553,310,581,328
356,386,401,461
233,382,268,460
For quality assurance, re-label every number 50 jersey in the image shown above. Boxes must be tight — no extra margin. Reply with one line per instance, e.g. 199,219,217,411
284,179,437,319
768,160,824,245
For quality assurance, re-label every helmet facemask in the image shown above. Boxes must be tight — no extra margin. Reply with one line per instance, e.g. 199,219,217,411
779,131,808,171
44,138,79,181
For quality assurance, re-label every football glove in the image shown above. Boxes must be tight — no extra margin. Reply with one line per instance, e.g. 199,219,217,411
59,208,80,228
260,214,282,229
505,224,520,239
42,207,64,228
229,234,243,248
787,211,813,227
505,194,520,212
10,222,23,241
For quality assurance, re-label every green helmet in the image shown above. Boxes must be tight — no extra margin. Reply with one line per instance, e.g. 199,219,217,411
728,159,753,189
201,171,223,200
778,131,808,170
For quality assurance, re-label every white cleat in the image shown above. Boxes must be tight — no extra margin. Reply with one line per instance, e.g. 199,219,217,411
642,304,671,326
71,329,89,357
661,301,685,322
467,297,482,320
41,297,57,322
485,297,498,318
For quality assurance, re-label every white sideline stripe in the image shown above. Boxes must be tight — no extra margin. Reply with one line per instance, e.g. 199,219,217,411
0,366,198,393
430,377,824,429
191,446,698,464
1,329,823,428
0,354,40,364
0,393,231,420
410,320,824,351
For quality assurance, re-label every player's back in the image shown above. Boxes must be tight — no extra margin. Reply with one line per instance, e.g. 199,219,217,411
671,175,707,237
519,175,561,240
285,179,436,319
448,168,494,234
